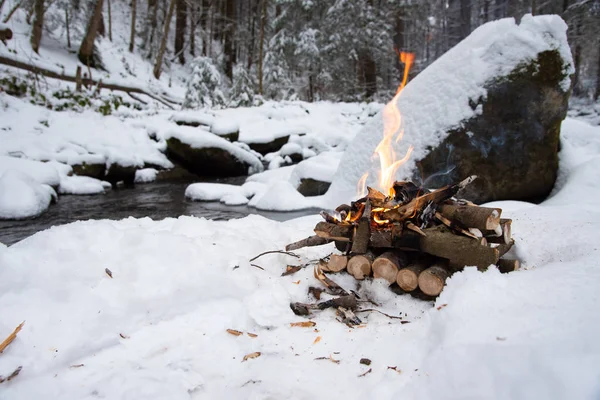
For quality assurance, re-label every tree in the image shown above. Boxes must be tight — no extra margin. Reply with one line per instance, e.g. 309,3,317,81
258,0,267,95
30,0,44,54
230,64,260,107
183,56,226,108
129,0,136,52
174,0,187,64
223,0,236,80
153,0,177,79
78,0,105,69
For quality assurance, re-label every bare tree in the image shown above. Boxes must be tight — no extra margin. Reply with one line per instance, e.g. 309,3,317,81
78,0,105,68
153,0,177,79
258,0,266,95
129,0,136,52
223,0,236,79
107,0,112,41
174,0,187,64
30,0,44,54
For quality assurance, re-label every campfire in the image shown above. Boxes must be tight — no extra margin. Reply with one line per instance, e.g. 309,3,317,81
285,51,517,301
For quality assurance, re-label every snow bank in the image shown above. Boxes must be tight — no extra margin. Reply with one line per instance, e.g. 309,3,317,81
0,156,61,187
134,168,158,184
289,151,342,187
327,15,574,206
0,170,56,219
170,111,215,127
211,118,240,135
58,176,110,195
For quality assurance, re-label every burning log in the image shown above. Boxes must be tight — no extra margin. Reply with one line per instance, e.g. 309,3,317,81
351,201,371,254
347,253,374,280
438,204,501,231
396,261,427,292
314,222,352,242
323,254,347,272
418,263,449,296
372,251,408,285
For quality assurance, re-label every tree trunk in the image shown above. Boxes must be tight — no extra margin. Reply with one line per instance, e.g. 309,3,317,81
153,0,176,79
595,40,600,101
247,0,258,69
507,0,520,21
460,0,471,39
531,0,536,15
258,0,267,95
129,0,136,52
30,0,44,54
483,0,490,22
146,0,159,57
572,43,582,95
189,1,196,57
200,0,210,56
78,0,104,68
65,8,71,48
223,0,236,80
174,0,186,64
107,0,112,41
2,0,22,24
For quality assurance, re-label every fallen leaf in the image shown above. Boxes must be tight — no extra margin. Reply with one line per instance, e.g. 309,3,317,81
0,366,22,384
314,329,320,333
314,355,340,364
227,329,243,337
290,321,316,328
387,366,402,374
436,303,448,310
360,358,371,366
105,268,113,278
313,336,322,345
69,364,84,368
282,266,302,277
0,321,25,354
292,280,301,285
247,332,258,338
119,333,130,339
358,368,372,377
308,286,325,300
242,352,261,362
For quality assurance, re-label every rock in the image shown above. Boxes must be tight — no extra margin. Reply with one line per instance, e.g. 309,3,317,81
211,119,240,142
71,162,105,180
166,137,252,177
297,178,331,197
416,49,571,203
105,164,137,187
248,135,290,155
155,165,199,182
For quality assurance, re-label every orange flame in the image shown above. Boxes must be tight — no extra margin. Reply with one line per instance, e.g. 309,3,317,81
361,51,415,196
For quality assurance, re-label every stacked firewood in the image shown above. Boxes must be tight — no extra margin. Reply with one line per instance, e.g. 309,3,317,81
286,176,517,298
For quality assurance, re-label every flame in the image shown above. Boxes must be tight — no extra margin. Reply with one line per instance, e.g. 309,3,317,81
357,173,369,198
359,51,415,198
373,213,390,225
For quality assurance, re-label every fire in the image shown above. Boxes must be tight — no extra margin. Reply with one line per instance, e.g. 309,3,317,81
357,51,415,197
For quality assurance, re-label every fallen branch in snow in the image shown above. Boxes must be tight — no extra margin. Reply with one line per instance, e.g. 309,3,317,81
0,321,24,353
249,250,299,262
0,366,22,384
0,55,179,109
285,235,331,251
355,309,406,321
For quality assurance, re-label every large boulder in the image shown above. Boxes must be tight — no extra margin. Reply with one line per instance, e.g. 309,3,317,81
327,15,574,205
164,127,263,177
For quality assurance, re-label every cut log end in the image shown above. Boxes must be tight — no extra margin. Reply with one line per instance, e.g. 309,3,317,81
324,254,348,272
347,254,373,280
396,262,427,292
372,251,407,285
418,265,448,296
497,259,520,273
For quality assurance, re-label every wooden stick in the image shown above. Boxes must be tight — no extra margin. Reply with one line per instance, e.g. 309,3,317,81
486,219,512,244
323,254,347,272
372,251,408,285
435,211,479,239
438,204,501,231
351,200,371,254
369,224,403,248
0,322,24,353
396,262,427,292
497,259,520,273
314,222,352,242
418,264,448,296
285,235,331,251
347,254,373,280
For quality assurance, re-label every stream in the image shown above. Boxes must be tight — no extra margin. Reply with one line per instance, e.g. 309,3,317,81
0,180,320,246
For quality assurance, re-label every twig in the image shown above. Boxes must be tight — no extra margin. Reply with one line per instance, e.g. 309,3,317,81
249,250,299,262
0,322,25,353
356,309,406,321
358,368,372,377
0,366,22,383
250,263,265,271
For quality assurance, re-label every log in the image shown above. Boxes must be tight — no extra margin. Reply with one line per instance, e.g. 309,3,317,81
347,253,374,280
486,219,512,244
497,259,520,273
335,240,350,253
438,204,501,231
418,265,448,296
351,218,370,253
369,223,403,248
372,251,408,285
314,222,352,241
419,226,499,268
396,262,427,292
285,235,330,251
324,254,347,272
496,239,515,258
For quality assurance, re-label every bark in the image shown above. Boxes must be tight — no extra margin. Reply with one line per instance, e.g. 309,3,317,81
418,265,448,296
596,40,600,101
285,235,330,251
314,222,352,242
107,0,112,41
0,26,11,41
351,218,370,254
153,0,177,80
78,0,105,68
258,0,266,95
174,0,187,64
75,65,82,91
459,0,471,39
189,1,196,57
200,0,211,56
223,0,236,80
359,51,377,99
483,0,490,22
30,0,44,54
65,8,71,48
146,0,159,57
507,0,520,21
438,204,501,231
247,0,259,69
497,259,520,273
572,43,582,95
531,0,537,15
129,0,136,52
486,219,512,244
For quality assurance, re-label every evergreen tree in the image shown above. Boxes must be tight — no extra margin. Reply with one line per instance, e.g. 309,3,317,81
229,64,261,108
183,56,227,109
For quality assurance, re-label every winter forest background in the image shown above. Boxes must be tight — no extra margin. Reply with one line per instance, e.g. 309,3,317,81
7,0,600,107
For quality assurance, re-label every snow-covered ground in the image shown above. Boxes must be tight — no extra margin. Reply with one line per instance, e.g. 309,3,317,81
1,115,600,399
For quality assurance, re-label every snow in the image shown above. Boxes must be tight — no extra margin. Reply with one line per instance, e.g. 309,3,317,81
327,15,575,206
134,168,158,184
211,118,240,136
185,183,247,202
58,175,110,195
0,170,56,219
249,181,312,211
0,156,62,187
289,151,342,187
170,111,215,127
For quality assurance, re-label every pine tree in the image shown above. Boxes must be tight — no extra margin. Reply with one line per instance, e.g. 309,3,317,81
230,64,261,107
183,56,227,109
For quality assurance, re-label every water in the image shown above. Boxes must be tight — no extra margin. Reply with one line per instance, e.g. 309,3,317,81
0,180,321,246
